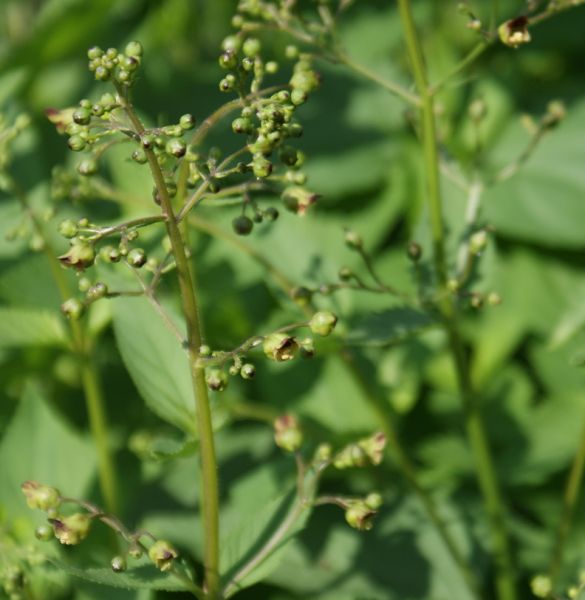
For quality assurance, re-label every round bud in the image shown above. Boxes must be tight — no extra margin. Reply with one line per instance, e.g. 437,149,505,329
73,107,91,125
94,65,110,81
243,38,261,57
219,51,238,70
111,555,127,573
291,286,312,306
141,134,155,149
252,156,272,178
232,215,254,236
87,282,108,301
179,114,196,130
35,524,54,542
231,117,253,134
115,68,131,84
264,207,279,221
219,76,236,92
228,364,240,377
206,368,228,392
99,245,121,263
265,61,278,74
58,219,78,239
222,35,242,53
128,543,143,559
67,135,86,152
365,492,383,510
125,41,143,58
132,148,147,164
468,99,487,122
407,241,422,261
127,248,147,268
166,139,186,158
487,292,502,306
240,363,256,379
344,229,362,249
309,310,338,337
77,158,98,176
285,45,299,60
291,89,307,106
338,266,353,281
87,46,103,60
199,344,212,357
78,277,92,293
61,298,85,320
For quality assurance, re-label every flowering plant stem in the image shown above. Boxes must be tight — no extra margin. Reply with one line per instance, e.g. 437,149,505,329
115,84,220,598
12,182,119,517
396,2,516,599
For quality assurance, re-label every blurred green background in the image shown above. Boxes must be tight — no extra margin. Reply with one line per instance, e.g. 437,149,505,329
1,0,585,598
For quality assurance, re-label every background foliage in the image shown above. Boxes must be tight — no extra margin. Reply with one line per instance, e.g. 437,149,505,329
1,0,585,598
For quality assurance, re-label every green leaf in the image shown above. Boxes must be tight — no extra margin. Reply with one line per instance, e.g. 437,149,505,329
112,297,196,435
51,557,191,592
0,384,96,519
347,307,436,347
221,488,311,597
484,99,585,248
0,306,68,348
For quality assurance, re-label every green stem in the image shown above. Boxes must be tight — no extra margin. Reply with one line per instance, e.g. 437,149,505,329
396,3,516,599
547,417,585,587
117,85,220,599
189,214,481,599
12,183,119,514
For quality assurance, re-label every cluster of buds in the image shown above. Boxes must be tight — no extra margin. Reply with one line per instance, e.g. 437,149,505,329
87,41,143,85
333,432,387,469
21,481,180,574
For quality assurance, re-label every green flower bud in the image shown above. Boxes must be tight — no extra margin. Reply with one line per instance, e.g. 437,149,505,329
132,148,147,164
299,336,315,358
469,230,488,254
468,99,487,122
365,492,383,510
148,540,178,572
35,524,54,541
543,100,566,128
166,139,186,158
111,556,127,573
314,443,332,462
73,107,91,125
99,245,121,263
61,298,85,320
115,68,131,84
358,432,386,465
264,206,279,221
78,277,92,293
58,241,95,271
58,219,78,239
345,502,377,531
279,145,300,167
222,35,242,53
199,344,212,357
50,513,91,545
179,113,196,130
487,292,502,306
206,368,228,392
265,61,278,74
252,155,272,178
285,44,299,60
67,135,86,152
87,46,103,60
273,414,303,452
333,443,368,469
240,363,256,379
86,282,108,301
291,286,312,307
21,481,61,512
219,75,237,92
309,311,337,337
128,543,143,559
530,575,552,599
232,117,254,134
243,38,261,57
228,364,240,376
77,158,98,176
125,41,144,58
232,215,254,236
290,89,307,106
344,229,362,249
219,50,238,70
263,333,299,362
127,248,147,268
94,65,110,81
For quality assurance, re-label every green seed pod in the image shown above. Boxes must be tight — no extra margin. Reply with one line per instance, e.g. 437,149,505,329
263,333,298,362
35,524,54,542
127,248,147,268
166,139,186,158
243,38,261,57
309,311,338,337
77,158,98,176
73,107,91,125
125,41,143,58
111,556,127,573
232,215,254,236
206,368,228,392
61,298,85,320
58,219,78,239
67,135,86,152
240,363,256,380
228,364,240,376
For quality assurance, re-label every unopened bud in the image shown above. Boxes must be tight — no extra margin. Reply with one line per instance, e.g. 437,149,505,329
50,513,91,545
530,575,552,599
344,229,362,250
281,186,319,216
58,240,96,271
21,481,61,512
309,311,337,337
407,241,422,262
498,16,531,48
345,501,377,531
35,524,54,541
111,555,127,573
274,414,303,452
206,368,228,392
314,443,332,462
469,230,488,254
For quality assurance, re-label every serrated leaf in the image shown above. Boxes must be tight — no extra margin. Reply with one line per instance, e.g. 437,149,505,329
0,306,68,348
112,297,196,435
51,557,190,592
347,307,436,347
